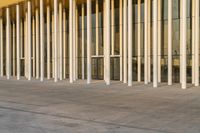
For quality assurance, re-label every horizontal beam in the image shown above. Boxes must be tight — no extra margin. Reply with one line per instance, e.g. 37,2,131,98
0,0,24,8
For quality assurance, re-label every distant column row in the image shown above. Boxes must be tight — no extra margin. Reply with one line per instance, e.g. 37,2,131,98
0,0,199,89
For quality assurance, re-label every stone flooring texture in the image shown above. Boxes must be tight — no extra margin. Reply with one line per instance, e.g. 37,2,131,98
0,78,200,133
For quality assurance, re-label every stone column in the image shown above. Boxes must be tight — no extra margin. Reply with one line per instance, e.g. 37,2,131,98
13,23,16,76
25,13,28,78
32,18,36,78
119,0,123,81
6,8,11,79
81,4,85,80
138,0,141,82
52,14,55,78
40,0,44,81
147,0,151,83
144,0,148,84
63,9,66,79
105,0,111,85
182,0,187,89
111,0,114,56
69,0,73,83
36,9,39,79
75,8,78,80
180,0,182,83
54,0,58,82
192,0,195,84
87,0,92,84
28,0,32,80
157,0,161,83
128,0,132,86
47,6,50,79
59,2,63,80
168,0,172,85
73,1,76,81
123,0,127,83
0,17,3,77
195,0,199,86
96,0,99,56
153,0,158,87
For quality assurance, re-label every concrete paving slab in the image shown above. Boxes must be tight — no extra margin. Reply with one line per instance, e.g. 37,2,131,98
0,78,200,133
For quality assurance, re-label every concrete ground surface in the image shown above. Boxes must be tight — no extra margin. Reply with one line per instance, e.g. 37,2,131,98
0,78,200,133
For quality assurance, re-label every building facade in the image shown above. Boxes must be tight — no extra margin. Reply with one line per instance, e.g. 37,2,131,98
0,0,199,89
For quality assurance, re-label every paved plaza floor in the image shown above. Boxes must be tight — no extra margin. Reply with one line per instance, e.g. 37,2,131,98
0,78,200,133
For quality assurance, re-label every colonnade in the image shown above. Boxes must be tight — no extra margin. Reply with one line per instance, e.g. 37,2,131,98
0,0,199,89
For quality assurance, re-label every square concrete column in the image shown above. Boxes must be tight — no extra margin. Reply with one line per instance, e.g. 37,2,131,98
147,0,151,83
63,9,66,79
128,0,133,84
47,6,51,79
192,0,195,84
81,4,85,80
103,0,105,81
87,0,92,84
180,0,183,84
96,0,99,56
52,14,55,78
28,0,32,80
40,0,44,82
157,0,161,83
0,17,3,77
111,0,114,56
73,1,76,81
6,8,11,80
35,9,39,79
168,0,172,85
32,18,36,78
153,0,158,88
104,0,111,85
181,0,187,89
144,0,148,84
137,0,141,82
195,0,199,86
12,23,16,77
119,0,123,81
59,2,63,80
20,21,23,73
128,0,132,86
23,11,28,79
75,8,78,80
69,0,74,83
123,0,127,84
54,0,58,82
